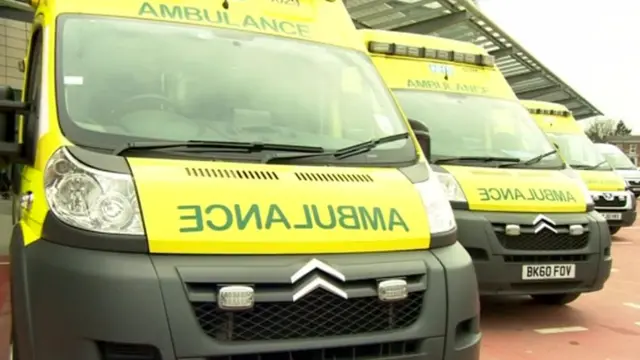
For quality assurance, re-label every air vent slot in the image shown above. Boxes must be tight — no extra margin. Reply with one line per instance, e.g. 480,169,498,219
295,172,374,183
97,341,160,360
185,167,279,180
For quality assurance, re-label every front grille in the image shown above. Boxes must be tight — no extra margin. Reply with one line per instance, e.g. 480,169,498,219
594,197,626,208
209,340,420,360
503,254,589,263
193,289,423,341
496,231,589,251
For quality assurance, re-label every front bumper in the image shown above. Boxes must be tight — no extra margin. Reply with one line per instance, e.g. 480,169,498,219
11,226,481,360
453,210,612,296
597,209,636,228
594,191,636,228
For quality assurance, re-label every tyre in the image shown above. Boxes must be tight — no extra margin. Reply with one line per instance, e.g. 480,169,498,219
530,293,581,305
609,226,621,235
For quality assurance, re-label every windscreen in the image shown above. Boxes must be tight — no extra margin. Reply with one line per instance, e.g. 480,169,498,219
546,133,611,170
393,90,563,168
56,15,415,163
597,146,636,170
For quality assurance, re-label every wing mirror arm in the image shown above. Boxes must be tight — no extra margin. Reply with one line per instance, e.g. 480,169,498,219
0,100,29,115
408,119,431,161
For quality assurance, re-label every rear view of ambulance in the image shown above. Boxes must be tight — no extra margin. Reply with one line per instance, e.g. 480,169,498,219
362,29,611,305
523,100,635,235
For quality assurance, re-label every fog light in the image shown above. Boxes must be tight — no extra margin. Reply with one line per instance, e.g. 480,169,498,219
218,285,254,310
569,225,585,236
505,224,521,236
378,279,408,302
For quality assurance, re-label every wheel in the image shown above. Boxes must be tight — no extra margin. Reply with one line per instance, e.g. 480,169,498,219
609,226,621,235
530,293,581,305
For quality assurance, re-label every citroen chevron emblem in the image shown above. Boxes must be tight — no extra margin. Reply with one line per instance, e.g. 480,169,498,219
532,215,556,226
532,215,557,234
291,259,348,301
291,259,346,283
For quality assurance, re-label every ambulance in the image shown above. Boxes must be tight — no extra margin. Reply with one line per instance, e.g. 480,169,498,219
362,29,611,305
0,0,482,359
595,142,640,197
522,100,636,235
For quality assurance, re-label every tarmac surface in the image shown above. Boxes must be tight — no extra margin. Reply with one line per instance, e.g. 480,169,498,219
0,200,638,359
480,221,640,360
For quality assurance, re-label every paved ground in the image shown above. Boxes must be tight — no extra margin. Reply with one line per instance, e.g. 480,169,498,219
0,200,638,359
481,223,640,360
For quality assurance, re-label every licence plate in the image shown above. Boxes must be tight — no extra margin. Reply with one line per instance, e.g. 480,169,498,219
602,212,622,220
522,264,576,280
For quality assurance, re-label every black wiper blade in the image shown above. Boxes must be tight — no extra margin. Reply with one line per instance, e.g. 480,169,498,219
262,132,410,164
113,140,324,156
333,132,410,159
434,156,520,165
583,160,608,170
567,163,592,169
499,149,557,168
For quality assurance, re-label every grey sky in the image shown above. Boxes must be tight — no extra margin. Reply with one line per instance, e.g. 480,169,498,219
477,0,638,131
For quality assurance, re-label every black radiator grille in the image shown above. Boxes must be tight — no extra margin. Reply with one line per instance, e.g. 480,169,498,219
496,231,589,251
193,289,423,341
594,197,627,208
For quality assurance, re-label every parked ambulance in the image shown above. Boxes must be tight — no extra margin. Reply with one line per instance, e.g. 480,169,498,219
595,143,640,197
522,100,635,235
362,29,611,305
0,0,482,359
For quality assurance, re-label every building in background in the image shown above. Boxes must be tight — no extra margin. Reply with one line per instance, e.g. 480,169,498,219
604,135,640,165
0,18,28,98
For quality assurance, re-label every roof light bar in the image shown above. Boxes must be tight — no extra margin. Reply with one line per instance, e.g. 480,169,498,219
527,108,572,117
367,41,496,67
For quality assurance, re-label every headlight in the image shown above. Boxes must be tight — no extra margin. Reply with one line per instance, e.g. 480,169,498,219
434,172,467,202
44,148,144,235
415,175,457,234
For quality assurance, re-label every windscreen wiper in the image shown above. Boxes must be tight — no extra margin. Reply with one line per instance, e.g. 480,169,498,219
113,140,325,156
262,132,410,164
499,149,557,168
433,156,521,165
583,160,609,170
567,163,592,169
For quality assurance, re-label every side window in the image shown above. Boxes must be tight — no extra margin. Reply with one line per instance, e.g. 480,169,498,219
22,28,44,164
25,29,43,110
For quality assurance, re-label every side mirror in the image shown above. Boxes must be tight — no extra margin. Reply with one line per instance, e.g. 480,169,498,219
408,119,431,161
0,86,28,164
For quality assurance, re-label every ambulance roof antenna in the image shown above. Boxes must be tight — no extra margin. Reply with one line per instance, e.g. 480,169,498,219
222,0,230,10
